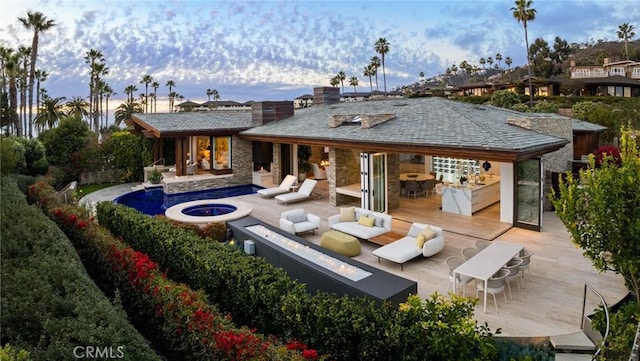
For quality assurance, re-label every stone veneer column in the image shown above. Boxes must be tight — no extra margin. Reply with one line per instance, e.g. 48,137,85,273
272,144,282,184
386,153,400,211
330,148,362,206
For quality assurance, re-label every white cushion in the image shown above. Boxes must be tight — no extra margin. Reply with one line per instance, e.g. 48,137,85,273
287,212,307,224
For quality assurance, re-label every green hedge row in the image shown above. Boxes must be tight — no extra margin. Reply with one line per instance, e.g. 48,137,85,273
26,180,319,361
96,201,499,361
0,178,161,361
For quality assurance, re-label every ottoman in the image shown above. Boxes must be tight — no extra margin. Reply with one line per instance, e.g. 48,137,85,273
320,230,361,257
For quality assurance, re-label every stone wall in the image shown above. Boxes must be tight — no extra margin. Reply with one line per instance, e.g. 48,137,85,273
387,153,400,210
508,116,573,173
79,170,123,185
163,135,253,194
329,147,361,206
271,143,283,184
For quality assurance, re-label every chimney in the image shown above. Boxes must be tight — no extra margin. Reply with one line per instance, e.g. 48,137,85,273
313,87,340,105
251,101,294,125
603,57,609,65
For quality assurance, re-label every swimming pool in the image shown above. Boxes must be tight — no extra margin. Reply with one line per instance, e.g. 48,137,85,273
114,184,262,216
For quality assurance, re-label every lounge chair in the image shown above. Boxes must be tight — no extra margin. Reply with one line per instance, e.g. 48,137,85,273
311,163,327,179
257,174,297,198
275,178,318,204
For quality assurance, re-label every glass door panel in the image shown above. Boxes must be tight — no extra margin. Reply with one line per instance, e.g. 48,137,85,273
515,158,542,230
371,153,387,213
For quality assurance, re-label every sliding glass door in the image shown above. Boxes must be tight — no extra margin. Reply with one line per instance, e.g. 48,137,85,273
360,152,387,213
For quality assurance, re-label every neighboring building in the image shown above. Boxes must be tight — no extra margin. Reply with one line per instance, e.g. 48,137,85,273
294,94,314,109
175,100,252,112
522,76,564,97
569,57,640,97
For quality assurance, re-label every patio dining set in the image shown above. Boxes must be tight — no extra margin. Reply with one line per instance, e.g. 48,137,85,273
448,241,535,313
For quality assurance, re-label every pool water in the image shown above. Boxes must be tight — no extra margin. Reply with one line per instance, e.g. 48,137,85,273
182,204,237,217
114,184,262,216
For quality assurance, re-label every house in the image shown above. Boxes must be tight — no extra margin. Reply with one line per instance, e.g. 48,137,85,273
175,100,252,112
129,87,609,231
522,76,565,97
569,57,640,97
294,94,314,109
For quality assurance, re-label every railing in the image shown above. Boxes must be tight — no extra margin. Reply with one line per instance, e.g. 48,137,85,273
581,283,610,361
630,321,640,361
151,158,165,166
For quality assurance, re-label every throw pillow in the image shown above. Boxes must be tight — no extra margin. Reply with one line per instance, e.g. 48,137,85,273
416,233,427,248
357,215,375,227
340,207,356,222
372,214,383,228
287,212,307,224
421,227,437,241
355,208,370,221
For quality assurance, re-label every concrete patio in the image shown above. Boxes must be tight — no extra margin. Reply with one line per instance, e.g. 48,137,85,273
80,180,629,338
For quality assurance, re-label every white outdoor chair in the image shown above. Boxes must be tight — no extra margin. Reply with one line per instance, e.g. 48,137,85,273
461,247,479,260
518,249,535,285
311,163,327,180
275,178,318,204
257,174,297,198
503,257,524,299
476,269,510,313
475,240,492,250
279,209,321,235
446,256,474,297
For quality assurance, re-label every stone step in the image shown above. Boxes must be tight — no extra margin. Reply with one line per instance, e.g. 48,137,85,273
554,352,593,361
550,331,596,352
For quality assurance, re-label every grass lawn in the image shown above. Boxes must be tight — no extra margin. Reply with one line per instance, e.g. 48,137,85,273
77,183,119,197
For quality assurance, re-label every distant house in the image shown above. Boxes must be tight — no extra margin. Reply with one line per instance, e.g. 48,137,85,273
175,100,252,112
569,57,640,97
522,76,564,97
294,94,314,109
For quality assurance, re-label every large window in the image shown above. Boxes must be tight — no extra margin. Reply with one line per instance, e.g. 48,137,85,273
194,135,232,173
213,136,232,171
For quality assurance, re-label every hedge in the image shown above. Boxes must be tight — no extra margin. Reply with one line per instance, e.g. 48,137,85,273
0,178,162,361
95,201,499,361
26,180,321,361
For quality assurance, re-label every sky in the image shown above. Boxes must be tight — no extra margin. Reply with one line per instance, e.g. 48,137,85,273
1,0,639,112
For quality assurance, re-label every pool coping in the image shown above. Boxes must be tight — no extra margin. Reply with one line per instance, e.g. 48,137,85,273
165,199,253,224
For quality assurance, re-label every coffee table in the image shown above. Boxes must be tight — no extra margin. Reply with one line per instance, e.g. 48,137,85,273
369,231,405,246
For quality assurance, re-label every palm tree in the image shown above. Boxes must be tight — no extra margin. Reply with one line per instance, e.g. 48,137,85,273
166,80,176,112
212,89,220,109
151,81,159,112
5,53,21,136
451,64,458,85
487,57,494,77
66,96,90,120
329,76,340,88
0,46,15,93
419,71,425,81
505,56,513,77
103,84,115,128
617,23,636,62
84,49,105,131
34,69,48,111
18,46,31,134
91,62,108,131
479,57,486,81
349,76,359,93
34,96,66,131
337,71,346,93
114,101,142,127
511,0,537,105
495,53,503,70
374,38,390,94
363,65,374,92
124,85,137,103
139,74,153,113
206,88,214,102
18,11,56,138
370,56,381,91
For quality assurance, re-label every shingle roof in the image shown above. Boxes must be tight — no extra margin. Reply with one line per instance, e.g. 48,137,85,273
240,97,569,153
133,112,253,133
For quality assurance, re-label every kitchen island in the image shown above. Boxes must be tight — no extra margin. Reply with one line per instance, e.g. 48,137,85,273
441,176,500,216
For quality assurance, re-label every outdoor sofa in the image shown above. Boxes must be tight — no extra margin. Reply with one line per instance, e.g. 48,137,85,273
328,206,392,240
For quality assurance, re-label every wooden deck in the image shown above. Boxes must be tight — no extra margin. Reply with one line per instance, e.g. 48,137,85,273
83,180,629,338
234,179,629,337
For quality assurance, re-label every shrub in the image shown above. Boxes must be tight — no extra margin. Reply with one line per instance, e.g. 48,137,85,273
1,178,162,361
591,300,640,361
571,101,601,121
491,90,521,109
27,180,318,361
0,136,20,175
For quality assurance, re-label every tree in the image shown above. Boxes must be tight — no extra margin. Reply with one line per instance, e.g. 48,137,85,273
212,89,220,109
206,88,213,102
349,75,359,93
151,81,159,113
18,46,30,135
495,53,503,70
114,101,142,127
529,37,556,78
329,76,339,88
34,69,48,112
486,56,494,76
337,71,346,93
18,11,56,138
363,65,374,92
419,71,425,81
491,90,521,108
505,56,513,80
370,56,381,91
166,80,175,112
84,49,105,132
34,96,66,131
38,114,89,167
103,83,115,128
617,23,636,62
124,84,138,103
374,38,390,94
66,96,90,120
479,57,486,81
5,53,21,136
551,128,640,303
139,74,153,113
511,0,536,105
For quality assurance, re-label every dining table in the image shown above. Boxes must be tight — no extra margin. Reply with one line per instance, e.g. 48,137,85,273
453,242,524,313
399,173,434,182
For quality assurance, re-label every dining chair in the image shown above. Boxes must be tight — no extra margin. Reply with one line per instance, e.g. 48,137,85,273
461,247,479,260
475,240,492,250
405,180,420,198
503,257,523,299
518,249,535,286
422,179,435,197
445,256,473,296
476,269,509,313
